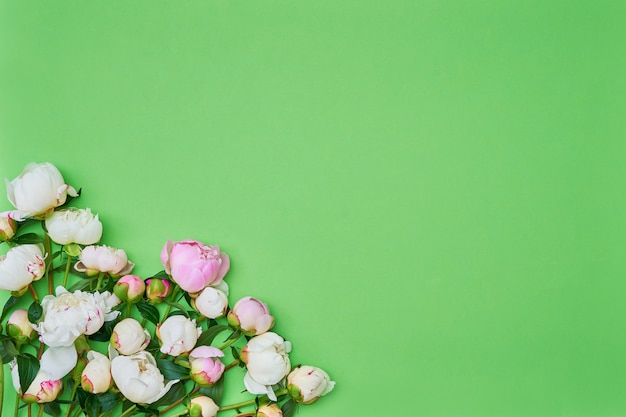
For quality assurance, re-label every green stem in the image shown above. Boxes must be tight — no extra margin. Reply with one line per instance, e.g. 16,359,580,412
37,404,44,417
13,393,19,417
219,389,288,411
233,413,255,417
118,405,136,417
43,232,54,295
62,255,72,288
162,285,180,318
224,359,240,372
126,303,132,319
28,285,40,303
218,332,242,351
96,273,104,291
160,386,200,414
63,379,79,417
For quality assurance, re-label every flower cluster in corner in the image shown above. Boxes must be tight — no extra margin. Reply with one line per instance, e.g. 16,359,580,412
0,162,334,417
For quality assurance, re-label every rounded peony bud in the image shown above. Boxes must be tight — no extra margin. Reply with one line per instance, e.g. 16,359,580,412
241,332,291,401
113,275,146,303
7,309,36,344
156,315,201,356
287,365,335,404
5,162,78,220
189,396,219,417
45,208,103,245
0,213,17,241
227,296,274,336
74,245,134,277
189,346,225,387
145,278,172,304
160,240,230,293
11,361,62,403
81,351,112,394
256,403,283,417
0,244,46,292
193,286,228,319
110,318,151,355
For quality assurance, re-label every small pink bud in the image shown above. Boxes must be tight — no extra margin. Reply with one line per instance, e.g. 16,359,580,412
113,275,145,303
145,278,172,304
189,346,225,387
227,296,274,336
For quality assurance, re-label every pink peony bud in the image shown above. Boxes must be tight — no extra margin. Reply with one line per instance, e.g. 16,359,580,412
189,396,219,417
227,296,274,336
287,365,335,404
11,362,62,403
160,240,230,293
189,346,225,387
113,275,146,303
145,278,172,304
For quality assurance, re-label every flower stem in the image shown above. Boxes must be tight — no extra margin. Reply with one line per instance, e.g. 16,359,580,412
160,386,199,414
13,393,20,417
219,389,288,411
28,285,39,303
233,413,255,417
62,255,72,288
118,405,136,417
96,273,104,291
43,232,54,295
37,404,44,417
62,380,79,417
224,360,240,372
0,363,3,417
163,285,180,319
218,332,242,351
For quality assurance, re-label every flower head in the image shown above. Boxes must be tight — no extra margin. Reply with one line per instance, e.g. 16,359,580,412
241,332,291,401
75,245,134,277
156,315,201,356
227,296,274,336
189,396,219,417
45,208,102,245
189,346,225,387
0,244,46,292
287,365,335,404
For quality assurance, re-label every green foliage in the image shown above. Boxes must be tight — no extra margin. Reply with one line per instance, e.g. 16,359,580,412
198,375,225,405
17,353,40,393
27,301,43,323
137,301,160,325
156,359,190,380
196,325,230,346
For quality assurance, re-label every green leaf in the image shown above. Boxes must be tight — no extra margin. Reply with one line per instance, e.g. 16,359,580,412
85,394,100,417
226,329,242,341
43,401,62,417
196,325,230,346
27,301,43,323
151,381,185,408
151,270,169,279
0,338,19,364
137,301,160,325
13,233,43,244
165,301,190,318
17,353,40,393
1,296,19,321
198,376,224,405
68,279,94,292
281,399,298,417
231,346,241,362
97,392,120,413
156,359,190,380
89,319,118,342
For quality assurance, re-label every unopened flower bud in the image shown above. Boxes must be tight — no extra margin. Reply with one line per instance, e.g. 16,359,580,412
113,275,145,303
192,286,228,319
189,396,219,417
110,318,150,355
227,296,274,336
0,213,17,241
189,346,225,387
7,309,36,344
145,278,172,304
287,365,335,404
257,403,283,417
81,351,112,394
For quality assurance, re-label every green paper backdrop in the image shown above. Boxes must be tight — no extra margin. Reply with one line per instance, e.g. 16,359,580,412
1,1,626,416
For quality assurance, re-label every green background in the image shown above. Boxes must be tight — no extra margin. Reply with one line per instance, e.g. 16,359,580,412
1,1,626,416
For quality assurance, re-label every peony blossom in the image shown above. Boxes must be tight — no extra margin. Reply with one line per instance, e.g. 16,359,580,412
7,309,36,344
5,162,78,220
45,207,102,245
160,239,230,293
145,277,172,304
227,296,274,336
10,362,62,403
189,346,225,387
157,315,201,356
256,403,283,417
189,395,219,417
0,212,17,241
287,365,335,404
35,286,120,348
74,245,134,277
81,351,112,394
241,332,291,401
193,285,229,319
0,244,46,292
113,274,145,303
110,318,151,355
110,350,178,404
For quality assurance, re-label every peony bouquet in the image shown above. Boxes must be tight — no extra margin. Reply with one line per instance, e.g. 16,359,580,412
0,162,334,417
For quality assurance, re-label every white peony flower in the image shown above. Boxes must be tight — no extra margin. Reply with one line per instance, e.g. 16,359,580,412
188,396,219,417
0,244,45,292
156,315,201,356
5,162,78,220
74,245,134,277
81,351,112,394
192,285,229,319
241,332,291,401
287,365,335,404
45,208,102,245
35,286,120,348
110,350,178,404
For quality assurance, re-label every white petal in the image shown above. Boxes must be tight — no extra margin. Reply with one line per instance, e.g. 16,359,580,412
244,372,277,400
40,346,77,380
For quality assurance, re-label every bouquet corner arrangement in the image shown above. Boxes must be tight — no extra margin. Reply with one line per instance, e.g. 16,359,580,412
0,162,335,417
